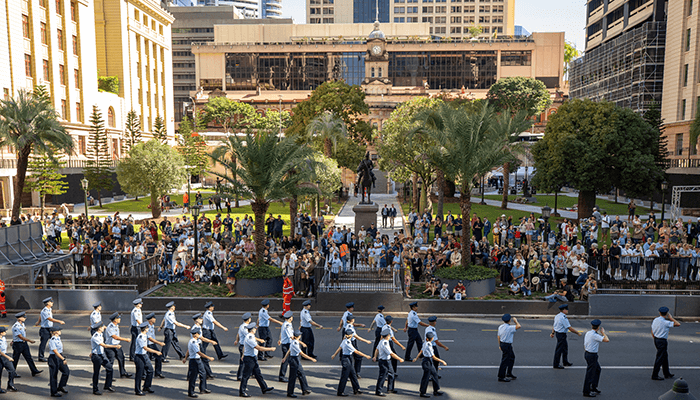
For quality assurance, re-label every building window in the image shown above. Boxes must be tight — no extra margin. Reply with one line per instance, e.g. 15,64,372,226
689,0,693,16
57,29,64,51
72,35,78,55
394,17,404,22
75,102,81,122
378,67,382,77
24,55,32,77
134,10,139,20
22,15,29,39
74,69,79,88
70,1,76,21
78,136,86,155
394,6,404,12
40,22,47,44
676,133,684,156
371,67,375,77
60,99,67,119
450,26,462,34
681,99,687,120
39,0,46,8
136,62,140,78
501,51,532,66
111,139,119,160
451,16,462,23
56,0,62,15
687,28,692,51
451,5,461,12
3,88,8,100
43,60,50,81
59,64,65,85
684,64,689,86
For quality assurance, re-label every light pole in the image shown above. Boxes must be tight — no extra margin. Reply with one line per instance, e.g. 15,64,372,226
316,180,321,218
417,178,423,212
184,165,194,211
480,175,487,205
660,180,668,223
81,178,89,220
189,97,197,128
541,205,552,244
278,94,283,136
192,205,200,266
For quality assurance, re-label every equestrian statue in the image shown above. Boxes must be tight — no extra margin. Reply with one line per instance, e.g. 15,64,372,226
357,152,376,204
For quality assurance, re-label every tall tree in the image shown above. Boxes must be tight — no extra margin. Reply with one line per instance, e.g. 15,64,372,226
306,111,348,158
0,87,73,218
210,131,315,267
413,102,512,265
24,149,69,217
84,105,113,207
563,41,580,81
123,110,142,153
487,77,551,208
532,99,664,219
152,115,167,144
253,109,292,132
116,140,186,218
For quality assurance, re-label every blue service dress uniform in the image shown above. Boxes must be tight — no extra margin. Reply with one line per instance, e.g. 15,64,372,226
11,317,41,374
337,337,361,396
375,330,396,394
0,329,17,390
38,305,53,360
237,321,249,381
163,310,185,360
404,309,422,361
583,329,604,396
371,311,387,354
186,332,207,396
104,321,129,376
146,320,163,377
651,316,675,379
498,322,517,380
202,308,225,359
47,331,69,396
286,338,310,396
278,319,294,380
130,304,142,360
91,330,114,393
240,328,271,396
553,311,572,367
418,341,440,396
299,308,316,357
133,324,154,395
257,304,273,359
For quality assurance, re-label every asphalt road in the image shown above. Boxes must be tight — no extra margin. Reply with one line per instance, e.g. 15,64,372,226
2,313,699,399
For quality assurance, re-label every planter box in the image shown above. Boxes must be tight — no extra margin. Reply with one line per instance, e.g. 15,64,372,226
442,277,496,298
236,277,284,297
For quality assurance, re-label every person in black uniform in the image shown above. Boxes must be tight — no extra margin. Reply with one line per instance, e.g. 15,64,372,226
384,316,405,390
0,326,17,393
240,323,276,397
551,304,582,369
373,325,404,397
281,330,316,398
47,327,69,398
583,319,609,398
145,313,165,379
134,321,161,396
403,302,428,362
11,311,42,377
184,327,212,398
413,331,446,397
331,328,371,397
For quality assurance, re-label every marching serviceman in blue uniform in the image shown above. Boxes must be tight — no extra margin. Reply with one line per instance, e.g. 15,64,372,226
104,313,132,378
299,300,322,358
91,322,119,395
90,302,102,336
281,330,316,398
235,313,253,381
257,299,283,361
497,314,521,382
145,313,165,379
551,304,581,369
425,316,449,378
47,327,69,397
651,306,681,381
0,326,17,393
134,321,161,396
191,314,216,380
583,319,609,398
383,316,404,391
344,313,371,378
413,331,446,398
239,322,276,398
403,302,428,362
183,327,213,398
11,311,42,377
130,298,143,361
367,305,387,354
202,302,228,360
278,311,295,383
331,328,371,397
36,297,64,362
372,325,403,397
160,302,190,362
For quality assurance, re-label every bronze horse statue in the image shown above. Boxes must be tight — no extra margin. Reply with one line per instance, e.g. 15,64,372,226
357,152,376,204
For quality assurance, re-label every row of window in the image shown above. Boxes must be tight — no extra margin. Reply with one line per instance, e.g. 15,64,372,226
399,0,503,2
134,9,165,36
309,7,334,14
35,0,79,20
172,28,213,33
23,16,80,55
419,5,503,12
24,54,81,86
309,17,336,23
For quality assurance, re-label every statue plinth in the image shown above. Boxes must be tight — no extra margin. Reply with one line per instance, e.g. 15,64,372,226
352,202,379,234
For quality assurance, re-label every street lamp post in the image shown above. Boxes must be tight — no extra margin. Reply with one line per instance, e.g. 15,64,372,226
541,205,552,245
81,178,89,220
192,206,200,266
417,178,423,212
480,175,487,205
661,180,668,223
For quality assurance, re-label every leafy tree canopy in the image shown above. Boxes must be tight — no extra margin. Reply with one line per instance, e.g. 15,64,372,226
486,76,552,117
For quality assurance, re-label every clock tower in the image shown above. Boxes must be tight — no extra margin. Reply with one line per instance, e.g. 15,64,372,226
364,20,389,85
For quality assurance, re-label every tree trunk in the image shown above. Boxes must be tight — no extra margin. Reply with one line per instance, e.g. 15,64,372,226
412,173,419,211
459,182,472,267
251,199,269,266
290,195,298,238
150,193,162,219
501,162,509,209
232,155,239,208
436,169,445,222
614,187,618,204
577,190,596,221
11,147,32,219
554,191,559,216
39,193,44,218
97,191,103,208
324,138,333,158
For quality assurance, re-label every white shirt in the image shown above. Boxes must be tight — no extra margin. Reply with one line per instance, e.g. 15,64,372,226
425,325,438,343
340,338,356,356
377,338,392,360
407,310,421,328
40,307,53,328
131,307,142,327
498,323,516,344
243,332,258,357
584,330,604,353
651,316,675,339
553,312,571,333
258,308,270,327
421,340,435,357
300,309,313,328
373,313,386,329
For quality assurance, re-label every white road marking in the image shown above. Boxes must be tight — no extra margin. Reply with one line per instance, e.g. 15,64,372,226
14,364,700,370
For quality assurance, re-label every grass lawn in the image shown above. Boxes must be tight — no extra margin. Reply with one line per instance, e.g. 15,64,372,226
409,282,549,300
89,193,219,214
146,282,230,297
483,194,650,216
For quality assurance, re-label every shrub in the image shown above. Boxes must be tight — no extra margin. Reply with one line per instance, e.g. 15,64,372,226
434,264,498,281
236,264,284,280
98,76,119,94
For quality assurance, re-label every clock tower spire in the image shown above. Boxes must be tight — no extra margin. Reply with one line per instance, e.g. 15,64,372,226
364,12,389,86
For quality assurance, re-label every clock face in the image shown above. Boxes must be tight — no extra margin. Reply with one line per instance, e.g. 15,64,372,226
372,45,382,55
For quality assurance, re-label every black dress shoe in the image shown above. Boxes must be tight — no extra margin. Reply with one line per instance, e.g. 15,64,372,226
13,375,21,379
337,394,349,397
135,392,145,396
498,378,511,382
375,392,386,397
219,354,229,360
143,388,155,393
303,390,312,395
266,355,274,359
389,390,398,394
207,375,215,380
553,365,564,369
38,358,46,362
419,394,430,398
0,389,5,394
94,391,103,396
357,375,361,379
188,394,198,398
651,376,665,381
57,387,68,393
582,393,596,398
162,359,170,363
32,370,43,376
354,390,363,395
564,362,574,366
50,394,61,397
279,378,288,382
287,395,298,398
156,373,165,379
122,373,133,378
433,392,444,396
201,389,211,394
507,375,517,380
591,389,601,394
263,387,275,394
7,386,18,392
105,387,116,392
240,394,251,398
665,374,675,379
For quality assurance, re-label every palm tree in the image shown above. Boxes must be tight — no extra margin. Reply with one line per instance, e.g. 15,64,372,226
0,88,73,219
306,111,347,158
210,131,315,266
413,102,513,265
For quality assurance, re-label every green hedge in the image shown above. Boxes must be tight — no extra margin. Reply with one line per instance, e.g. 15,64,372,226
434,264,498,281
236,264,284,280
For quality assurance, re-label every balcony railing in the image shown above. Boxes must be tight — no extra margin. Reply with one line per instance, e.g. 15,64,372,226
668,158,700,169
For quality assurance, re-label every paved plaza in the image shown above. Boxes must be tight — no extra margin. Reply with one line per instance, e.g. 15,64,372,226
3,313,699,399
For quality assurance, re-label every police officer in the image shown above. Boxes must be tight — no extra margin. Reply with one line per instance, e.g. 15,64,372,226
583,319,609,397
90,302,103,336
159,302,190,361
551,304,582,369
497,314,521,382
403,302,428,361
281,330,316,398
184,327,212,398
134,321,161,396
344,313,372,378
425,316,449,378
383,315,404,391
367,305,387,354
278,311,295,382
413,331,446,398
11,311,42,377
235,313,258,381
37,297,65,362
145,313,165,379
257,299,282,361
104,313,132,378
240,322,276,397
373,325,403,396
47,327,69,397
191,314,216,380
331,328,370,396
130,298,144,361
202,301,228,360
0,326,17,393
299,300,322,358
651,306,681,381
91,322,119,395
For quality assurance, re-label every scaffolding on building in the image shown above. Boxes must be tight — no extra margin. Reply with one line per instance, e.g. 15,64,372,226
569,21,666,114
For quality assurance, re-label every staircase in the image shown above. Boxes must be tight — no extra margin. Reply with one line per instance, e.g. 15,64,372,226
372,169,389,194
319,267,401,293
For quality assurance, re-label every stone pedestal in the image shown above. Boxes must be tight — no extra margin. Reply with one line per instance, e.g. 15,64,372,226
352,202,379,234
